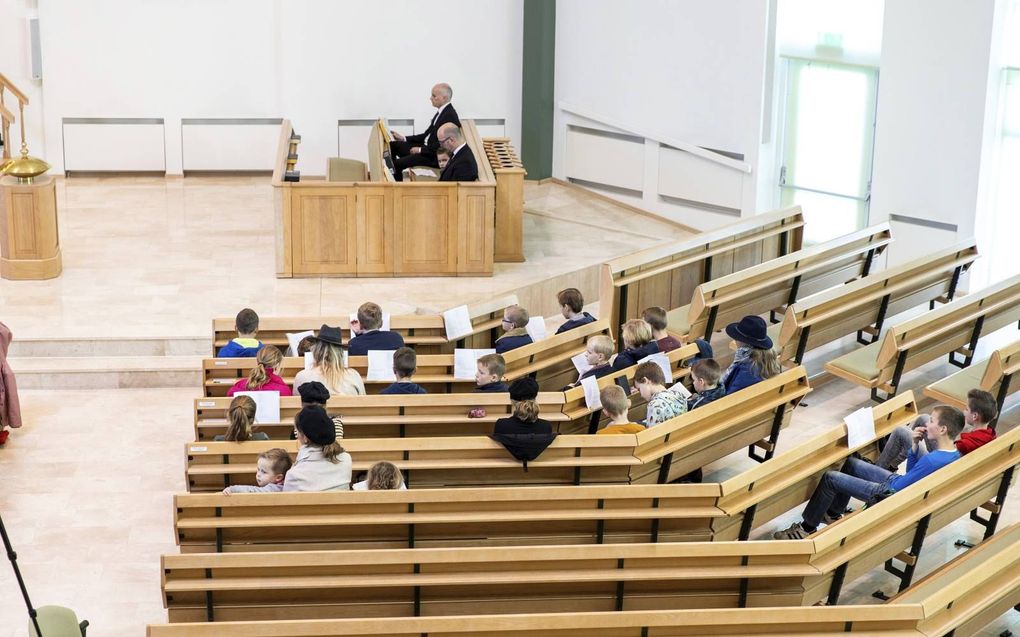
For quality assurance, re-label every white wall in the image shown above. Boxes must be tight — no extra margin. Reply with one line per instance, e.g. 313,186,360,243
869,0,1004,269
552,0,769,230
31,0,523,175
0,0,44,162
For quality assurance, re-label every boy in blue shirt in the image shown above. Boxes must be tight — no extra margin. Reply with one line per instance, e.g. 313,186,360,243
218,308,264,358
380,347,427,395
348,302,405,356
555,288,596,334
774,405,965,539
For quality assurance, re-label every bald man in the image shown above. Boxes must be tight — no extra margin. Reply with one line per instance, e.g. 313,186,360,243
389,83,461,181
437,123,478,182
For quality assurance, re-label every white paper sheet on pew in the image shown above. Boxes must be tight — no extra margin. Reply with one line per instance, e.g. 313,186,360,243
304,352,315,370
454,348,496,380
443,305,473,340
571,352,593,375
285,330,315,357
638,352,673,383
844,406,876,449
668,381,692,400
367,350,397,381
525,316,547,341
349,312,391,332
236,390,281,424
581,375,602,410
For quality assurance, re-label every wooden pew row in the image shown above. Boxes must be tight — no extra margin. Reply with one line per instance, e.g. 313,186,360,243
184,366,810,492
174,393,917,553
668,223,892,342
194,343,701,440
825,271,1020,402
599,206,804,343
774,239,978,365
924,336,1020,427
161,428,1020,621
202,319,612,397
211,294,519,356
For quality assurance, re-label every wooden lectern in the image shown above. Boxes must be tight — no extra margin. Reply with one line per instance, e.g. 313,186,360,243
0,175,62,280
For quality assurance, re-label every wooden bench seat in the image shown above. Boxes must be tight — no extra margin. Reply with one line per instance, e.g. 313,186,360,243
825,271,1020,402
162,424,1020,622
173,392,916,553
773,239,978,365
211,294,519,356
185,366,810,491
924,336,1020,424
667,223,891,341
600,206,804,343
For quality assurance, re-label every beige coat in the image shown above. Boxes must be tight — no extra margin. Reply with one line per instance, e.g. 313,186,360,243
0,322,21,429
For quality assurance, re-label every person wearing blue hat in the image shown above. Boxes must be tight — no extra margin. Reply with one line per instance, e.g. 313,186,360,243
720,316,782,394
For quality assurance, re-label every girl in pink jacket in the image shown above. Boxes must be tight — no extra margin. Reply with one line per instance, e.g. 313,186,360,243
227,345,293,397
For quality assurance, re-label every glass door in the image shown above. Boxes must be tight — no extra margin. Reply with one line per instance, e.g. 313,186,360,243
779,58,879,244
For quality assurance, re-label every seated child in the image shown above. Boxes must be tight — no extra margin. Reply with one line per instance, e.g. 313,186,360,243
555,288,596,334
215,395,271,442
565,334,615,389
296,335,317,357
352,461,408,490
436,147,451,171
474,353,509,393
875,388,997,470
687,359,726,410
642,306,682,353
348,302,405,356
495,305,534,354
218,308,264,358
634,360,687,427
297,380,344,440
226,345,293,397
611,319,660,392
222,448,292,494
774,405,965,539
381,347,427,394
596,385,645,434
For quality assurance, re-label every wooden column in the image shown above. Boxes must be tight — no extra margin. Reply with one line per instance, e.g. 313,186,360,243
0,175,61,280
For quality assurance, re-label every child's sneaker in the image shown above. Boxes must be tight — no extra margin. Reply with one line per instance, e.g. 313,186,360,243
773,522,811,540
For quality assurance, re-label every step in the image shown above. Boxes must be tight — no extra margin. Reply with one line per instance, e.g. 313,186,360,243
8,336,208,358
9,355,203,389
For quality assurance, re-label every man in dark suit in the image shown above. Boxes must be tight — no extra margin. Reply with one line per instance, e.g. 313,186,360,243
437,123,478,182
389,83,460,181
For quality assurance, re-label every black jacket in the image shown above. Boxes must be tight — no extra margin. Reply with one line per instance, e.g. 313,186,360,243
493,416,553,436
347,330,405,356
406,104,461,157
439,143,479,182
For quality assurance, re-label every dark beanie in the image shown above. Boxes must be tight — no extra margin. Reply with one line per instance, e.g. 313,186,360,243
298,381,330,405
509,377,539,402
295,405,336,446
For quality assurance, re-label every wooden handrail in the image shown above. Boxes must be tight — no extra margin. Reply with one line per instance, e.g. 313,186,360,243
0,102,13,125
0,72,29,106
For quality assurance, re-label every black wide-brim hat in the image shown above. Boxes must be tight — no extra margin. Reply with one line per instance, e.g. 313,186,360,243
316,324,344,346
724,315,773,349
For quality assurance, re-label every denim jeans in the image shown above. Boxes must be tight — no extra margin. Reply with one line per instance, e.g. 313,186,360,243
875,415,934,469
802,457,894,528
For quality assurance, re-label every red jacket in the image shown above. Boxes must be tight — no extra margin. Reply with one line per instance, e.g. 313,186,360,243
956,426,996,455
226,367,293,397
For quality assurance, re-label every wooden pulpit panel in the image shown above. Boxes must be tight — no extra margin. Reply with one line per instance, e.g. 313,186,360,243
458,187,494,274
356,187,394,275
291,191,358,275
392,189,457,275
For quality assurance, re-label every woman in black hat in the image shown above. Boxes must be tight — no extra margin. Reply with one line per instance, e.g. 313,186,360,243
494,377,553,435
284,405,353,491
720,315,781,394
294,324,366,397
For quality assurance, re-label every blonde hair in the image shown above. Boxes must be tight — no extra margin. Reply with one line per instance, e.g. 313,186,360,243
312,340,347,392
365,461,404,490
587,335,614,360
224,395,257,442
247,345,283,390
477,353,506,378
259,448,293,475
600,385,631,417
749,347,781,380
621,319,652,349
513,398,541,422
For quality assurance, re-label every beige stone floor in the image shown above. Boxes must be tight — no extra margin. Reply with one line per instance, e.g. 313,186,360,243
0,177,690,340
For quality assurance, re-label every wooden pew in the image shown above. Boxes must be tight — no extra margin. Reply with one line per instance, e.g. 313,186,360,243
202,319,610,397
775,240,978,365
194,392,573,441
668,223,892,341
825,272,1020,402
173,392,915,554
924,336,1020,426
143,521,1020,635
599,206,804,343
210,294,519,356
162,427,1020,621
184,366,810,491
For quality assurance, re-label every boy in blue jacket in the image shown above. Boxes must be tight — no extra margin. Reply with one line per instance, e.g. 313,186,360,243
218,308,264,358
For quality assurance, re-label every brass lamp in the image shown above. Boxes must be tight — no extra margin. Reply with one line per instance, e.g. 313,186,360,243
1,101,49,183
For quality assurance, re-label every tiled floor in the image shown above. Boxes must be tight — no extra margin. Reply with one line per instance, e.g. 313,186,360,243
0,177,1017,636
